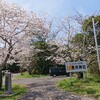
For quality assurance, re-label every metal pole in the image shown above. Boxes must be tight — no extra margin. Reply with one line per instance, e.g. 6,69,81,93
70,72,73,86
92,18,100,71
83,71,85,81
83,33,86,56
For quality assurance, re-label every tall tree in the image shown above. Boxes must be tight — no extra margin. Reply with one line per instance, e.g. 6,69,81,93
0,1,48,89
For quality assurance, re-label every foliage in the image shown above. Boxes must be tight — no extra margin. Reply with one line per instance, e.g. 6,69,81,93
71,15,100,75
82,15,100,45
0,84,27,100
29,41,55,75
57,76,100,99
71,34,84,46
89,59,98,75
71,33,84,61
6,63,20,73
82,15,100,74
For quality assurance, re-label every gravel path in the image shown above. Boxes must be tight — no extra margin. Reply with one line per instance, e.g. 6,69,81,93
12,76,96,100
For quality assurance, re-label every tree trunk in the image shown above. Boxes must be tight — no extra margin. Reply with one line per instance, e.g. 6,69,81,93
2,53,10,70
28,67,32,75
20,67,23,75
77,72,83,79
0,70,2,90
0,45,13,90
0,53,10,90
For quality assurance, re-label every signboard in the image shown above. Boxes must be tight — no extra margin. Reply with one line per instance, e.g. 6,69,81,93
65,61,87,73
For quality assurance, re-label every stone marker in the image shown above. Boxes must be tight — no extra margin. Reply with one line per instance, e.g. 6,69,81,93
5,71,12,94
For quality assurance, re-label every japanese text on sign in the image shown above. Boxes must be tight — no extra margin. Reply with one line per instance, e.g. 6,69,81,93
65,61,87,72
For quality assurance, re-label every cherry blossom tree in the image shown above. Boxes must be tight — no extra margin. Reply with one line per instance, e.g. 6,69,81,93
0,0,48,89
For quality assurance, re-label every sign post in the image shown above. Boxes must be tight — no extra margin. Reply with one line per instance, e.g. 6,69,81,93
69,72,73,86
65,61,87,80
83,71,85,81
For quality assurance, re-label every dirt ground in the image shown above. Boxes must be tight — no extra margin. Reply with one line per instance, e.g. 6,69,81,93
12,76,96,100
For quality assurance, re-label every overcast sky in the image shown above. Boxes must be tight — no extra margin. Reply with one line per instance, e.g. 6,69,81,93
6,0,100,18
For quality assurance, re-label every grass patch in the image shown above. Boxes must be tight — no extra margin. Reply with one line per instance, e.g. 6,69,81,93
0,84,28,100
16,72,48,79
57,76,100,99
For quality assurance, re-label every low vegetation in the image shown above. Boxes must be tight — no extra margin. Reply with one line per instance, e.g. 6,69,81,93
16,72,48,79
0,84,27,100
57,75,100,99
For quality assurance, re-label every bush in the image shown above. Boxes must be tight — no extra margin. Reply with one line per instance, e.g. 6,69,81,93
88,63,99,75
57,75,100,99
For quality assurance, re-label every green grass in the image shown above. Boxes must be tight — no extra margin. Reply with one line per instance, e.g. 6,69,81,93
0,84,28,100
16,72,48,79
57,76,100,99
